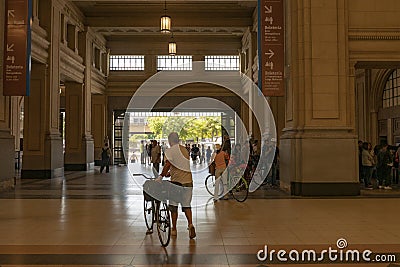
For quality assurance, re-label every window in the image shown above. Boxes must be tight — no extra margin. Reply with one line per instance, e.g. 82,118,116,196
383,69,400,108
205,55,240,71
109,55,144,71
157,56,192,71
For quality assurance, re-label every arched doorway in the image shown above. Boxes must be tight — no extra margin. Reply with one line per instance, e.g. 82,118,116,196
376,69,400,145
355,67,400,147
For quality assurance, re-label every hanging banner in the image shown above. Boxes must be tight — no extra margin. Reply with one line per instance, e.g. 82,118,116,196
258,0,284,96
3,0,31,96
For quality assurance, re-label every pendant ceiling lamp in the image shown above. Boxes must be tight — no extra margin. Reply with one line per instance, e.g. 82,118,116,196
168,34,176,55
160,0,171,33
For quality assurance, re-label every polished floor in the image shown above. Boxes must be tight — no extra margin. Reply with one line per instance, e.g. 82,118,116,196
0,163,400,266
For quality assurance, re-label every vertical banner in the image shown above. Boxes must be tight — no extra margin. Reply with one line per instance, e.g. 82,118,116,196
3,0,31,96
258,0,284,96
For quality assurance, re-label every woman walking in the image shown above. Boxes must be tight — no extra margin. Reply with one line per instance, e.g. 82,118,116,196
211,144,230,201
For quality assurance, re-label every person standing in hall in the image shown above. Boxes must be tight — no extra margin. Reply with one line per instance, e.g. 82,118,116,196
241,141,251,163
368,143,376,185
151,140,161,177
140,140,145,164
157,132,196,239
229,144,243,166
358,140,363,183
145,143,148,165
361,142,374,189
211,144,230,201
100,143,111,173
146,141,152,166
270,145,280,187
206,146,212,163
161,142,167,166
394,145,400,185
191,144,199,165
200,144,205,164
377,143,393,190
222,135,231,156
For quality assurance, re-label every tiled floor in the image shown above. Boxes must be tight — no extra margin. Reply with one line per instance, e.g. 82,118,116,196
0,163,400,266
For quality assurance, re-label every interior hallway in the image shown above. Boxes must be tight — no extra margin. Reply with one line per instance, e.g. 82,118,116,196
0,165,399,266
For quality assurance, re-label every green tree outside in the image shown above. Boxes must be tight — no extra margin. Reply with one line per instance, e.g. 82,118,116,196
146,116,221,142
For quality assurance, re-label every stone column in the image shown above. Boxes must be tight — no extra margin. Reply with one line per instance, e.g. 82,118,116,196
22,63,64,178
269,96,285,142
92,95,107,165
64,82,94,170
22,0,64,178
280,0,359,196
74,28,97,169
10,97,22,151
0,97,15,190
0,0,15,190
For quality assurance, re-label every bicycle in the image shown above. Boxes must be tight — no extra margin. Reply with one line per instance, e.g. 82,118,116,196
248,164,269,187
134,174,171,247
205,165,248,202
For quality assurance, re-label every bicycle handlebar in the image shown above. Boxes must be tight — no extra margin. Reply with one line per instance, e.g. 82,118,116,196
131,173,154,179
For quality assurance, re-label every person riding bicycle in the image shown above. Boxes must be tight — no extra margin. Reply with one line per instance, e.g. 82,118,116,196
211,144,230,201
156,132,196,239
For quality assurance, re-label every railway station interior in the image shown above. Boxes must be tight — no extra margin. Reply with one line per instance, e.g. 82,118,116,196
1,0,400,266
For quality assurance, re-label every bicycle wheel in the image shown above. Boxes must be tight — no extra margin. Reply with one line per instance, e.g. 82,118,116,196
156,201,171,247
252,169,268,187
231,176,248,202
205,174,215,196
144,199,154,231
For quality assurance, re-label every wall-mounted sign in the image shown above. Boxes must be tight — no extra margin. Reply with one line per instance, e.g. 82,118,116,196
258,0,284,96
3,0,31,96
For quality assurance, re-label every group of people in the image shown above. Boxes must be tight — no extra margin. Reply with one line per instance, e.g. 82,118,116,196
211,135,280,201
359,140,400,190
139,140,169,177
183,144,213,165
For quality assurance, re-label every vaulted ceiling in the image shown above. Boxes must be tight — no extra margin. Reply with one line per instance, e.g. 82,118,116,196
71,1,256,38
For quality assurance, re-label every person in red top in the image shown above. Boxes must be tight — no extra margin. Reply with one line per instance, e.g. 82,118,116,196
211,144,230,201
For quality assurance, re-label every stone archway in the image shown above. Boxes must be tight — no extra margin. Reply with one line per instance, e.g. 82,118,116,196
372,69,393,144
373,69,400,145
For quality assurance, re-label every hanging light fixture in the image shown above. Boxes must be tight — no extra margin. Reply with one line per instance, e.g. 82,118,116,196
168,34,176,55
160,0,171,33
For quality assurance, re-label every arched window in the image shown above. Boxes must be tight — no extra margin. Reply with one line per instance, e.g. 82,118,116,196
383,69,400,108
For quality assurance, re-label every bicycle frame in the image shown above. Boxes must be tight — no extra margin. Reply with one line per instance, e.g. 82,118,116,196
137,173,171,247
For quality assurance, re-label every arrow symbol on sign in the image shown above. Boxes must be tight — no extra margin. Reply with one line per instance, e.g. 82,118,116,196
8,9,15,18
264,5,272,13
265,49,274,59
7,44,14,52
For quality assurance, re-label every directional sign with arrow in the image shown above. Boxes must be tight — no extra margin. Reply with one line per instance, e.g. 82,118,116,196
265,49,274,59
3,0,31,96
6,0,28,25
258,0,285,96
7,44,15,52
8,10,15,18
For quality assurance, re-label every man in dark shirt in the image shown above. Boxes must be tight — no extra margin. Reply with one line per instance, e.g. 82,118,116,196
377,143,393,189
